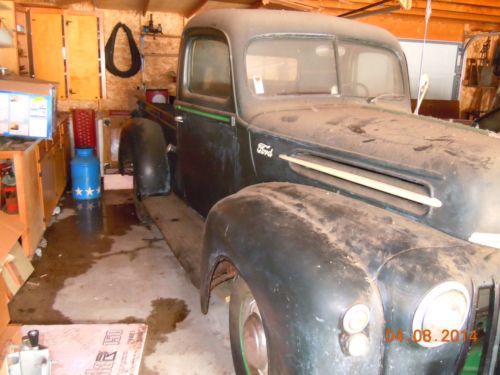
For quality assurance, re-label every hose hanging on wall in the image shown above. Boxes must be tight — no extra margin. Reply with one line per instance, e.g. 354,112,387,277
105,23,141,78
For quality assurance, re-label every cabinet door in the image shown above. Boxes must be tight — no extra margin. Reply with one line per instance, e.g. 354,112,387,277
30,11,66,99
39,145,58,223
65,15,100,100
0,1,19,74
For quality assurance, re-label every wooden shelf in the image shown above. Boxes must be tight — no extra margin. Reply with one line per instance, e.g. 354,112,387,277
142,53,178,58
141,32,180,39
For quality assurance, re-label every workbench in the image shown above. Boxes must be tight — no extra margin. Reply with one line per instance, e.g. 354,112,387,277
0,114,70,257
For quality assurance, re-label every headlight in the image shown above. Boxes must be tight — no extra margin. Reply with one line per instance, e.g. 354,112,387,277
412,281,470,348
343,304,370,334
347,333,370,357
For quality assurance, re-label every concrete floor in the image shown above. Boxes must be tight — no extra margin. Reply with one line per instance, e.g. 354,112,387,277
9,190,234,374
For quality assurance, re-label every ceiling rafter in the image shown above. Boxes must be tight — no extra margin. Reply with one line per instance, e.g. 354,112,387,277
186,0,210,17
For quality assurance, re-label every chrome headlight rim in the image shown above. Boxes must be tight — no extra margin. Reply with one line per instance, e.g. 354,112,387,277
342,303,370,334
412,281,470,348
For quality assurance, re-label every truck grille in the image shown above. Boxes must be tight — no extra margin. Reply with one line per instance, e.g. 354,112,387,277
461,284,500,374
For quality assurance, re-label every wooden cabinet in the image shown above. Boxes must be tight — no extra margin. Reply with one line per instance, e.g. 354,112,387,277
0,115,69,257
65,15,101,100
30,10,66,99
0,143,45,257
18,8,104,100
15,5,32,77
36,115,70,226
0,0,19,75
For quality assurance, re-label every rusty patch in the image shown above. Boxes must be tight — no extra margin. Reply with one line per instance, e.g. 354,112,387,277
413,144,433,152
348,125,366,134
282,115,299,123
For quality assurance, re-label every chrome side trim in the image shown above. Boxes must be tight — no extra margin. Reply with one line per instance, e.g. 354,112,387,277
279,154,442,208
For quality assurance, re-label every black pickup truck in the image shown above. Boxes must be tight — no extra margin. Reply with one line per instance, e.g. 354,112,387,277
119,9,500,375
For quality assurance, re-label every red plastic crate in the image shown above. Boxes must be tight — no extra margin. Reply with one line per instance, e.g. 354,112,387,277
72,109,96,151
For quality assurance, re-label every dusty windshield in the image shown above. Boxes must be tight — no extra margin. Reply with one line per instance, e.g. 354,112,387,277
245,37,404,100
337,41,404,99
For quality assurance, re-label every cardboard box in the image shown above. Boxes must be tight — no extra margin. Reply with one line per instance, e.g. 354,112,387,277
0,75,57,139
0,212,33,300
102,110,131,172
0,212,24,260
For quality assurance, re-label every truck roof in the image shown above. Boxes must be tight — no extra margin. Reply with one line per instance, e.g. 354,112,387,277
185,8,401,51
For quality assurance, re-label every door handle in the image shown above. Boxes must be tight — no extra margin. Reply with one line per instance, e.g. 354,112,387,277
174,115,184,124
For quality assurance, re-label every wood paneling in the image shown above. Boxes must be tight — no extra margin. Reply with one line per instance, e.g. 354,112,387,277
30,11,66,98
65,14,100,100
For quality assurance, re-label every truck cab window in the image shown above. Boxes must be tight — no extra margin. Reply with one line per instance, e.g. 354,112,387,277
338,41,404,98
188,39,231,99
246,38,338,96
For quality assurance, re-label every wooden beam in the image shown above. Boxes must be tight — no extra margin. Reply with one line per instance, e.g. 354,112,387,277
186,0,209,18
142,0,150,16
337,0,392,17
300,0,500,16
262,0,315,11
290,0,500,23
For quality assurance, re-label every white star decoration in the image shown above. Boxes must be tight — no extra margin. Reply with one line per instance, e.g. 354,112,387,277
86,187,94,196
74,187,83,196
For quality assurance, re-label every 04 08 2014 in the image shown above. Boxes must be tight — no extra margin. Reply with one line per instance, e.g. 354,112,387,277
385,328,479,344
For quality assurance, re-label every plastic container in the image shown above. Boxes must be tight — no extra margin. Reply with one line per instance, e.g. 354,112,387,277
71,148,101,200
72,109,97,152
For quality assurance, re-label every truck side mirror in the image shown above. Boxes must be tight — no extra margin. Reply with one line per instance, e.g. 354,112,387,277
414,73,430,115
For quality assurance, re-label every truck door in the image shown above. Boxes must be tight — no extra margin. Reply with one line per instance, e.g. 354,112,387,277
175,31,238,216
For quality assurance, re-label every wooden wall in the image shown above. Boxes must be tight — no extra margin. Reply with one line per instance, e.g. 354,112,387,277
359,13,498,42
57,5,184,111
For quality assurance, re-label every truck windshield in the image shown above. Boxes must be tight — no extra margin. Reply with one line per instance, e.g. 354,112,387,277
337,41,404,99
246,37,404,100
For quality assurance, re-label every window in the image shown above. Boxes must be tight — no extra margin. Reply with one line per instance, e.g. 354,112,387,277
189,38,231,98
246,38,338,96
338,41,404,98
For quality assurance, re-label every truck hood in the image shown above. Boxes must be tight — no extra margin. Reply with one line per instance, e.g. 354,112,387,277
248,103,500,242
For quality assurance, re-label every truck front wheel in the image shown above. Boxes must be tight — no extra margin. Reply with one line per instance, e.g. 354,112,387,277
229,276,269,375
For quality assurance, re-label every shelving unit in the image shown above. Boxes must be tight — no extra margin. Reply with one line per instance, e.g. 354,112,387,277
15,6,32,77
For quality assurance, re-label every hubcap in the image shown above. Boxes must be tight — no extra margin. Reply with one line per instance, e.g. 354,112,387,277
242,300,268,374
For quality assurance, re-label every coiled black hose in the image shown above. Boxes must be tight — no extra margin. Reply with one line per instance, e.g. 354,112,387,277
105,22,141,78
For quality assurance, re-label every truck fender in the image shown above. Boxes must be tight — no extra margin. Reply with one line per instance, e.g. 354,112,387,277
200,182,391,374
119,118,171,198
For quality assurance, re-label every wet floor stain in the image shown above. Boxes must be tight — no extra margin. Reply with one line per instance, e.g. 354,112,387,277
9,191,139,324
120,298,190,375
8,189,233,375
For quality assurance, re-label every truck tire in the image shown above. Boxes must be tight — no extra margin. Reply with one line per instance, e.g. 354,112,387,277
229,276,269,375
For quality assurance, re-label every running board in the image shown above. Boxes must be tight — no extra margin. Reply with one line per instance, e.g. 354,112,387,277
143,194,204,288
